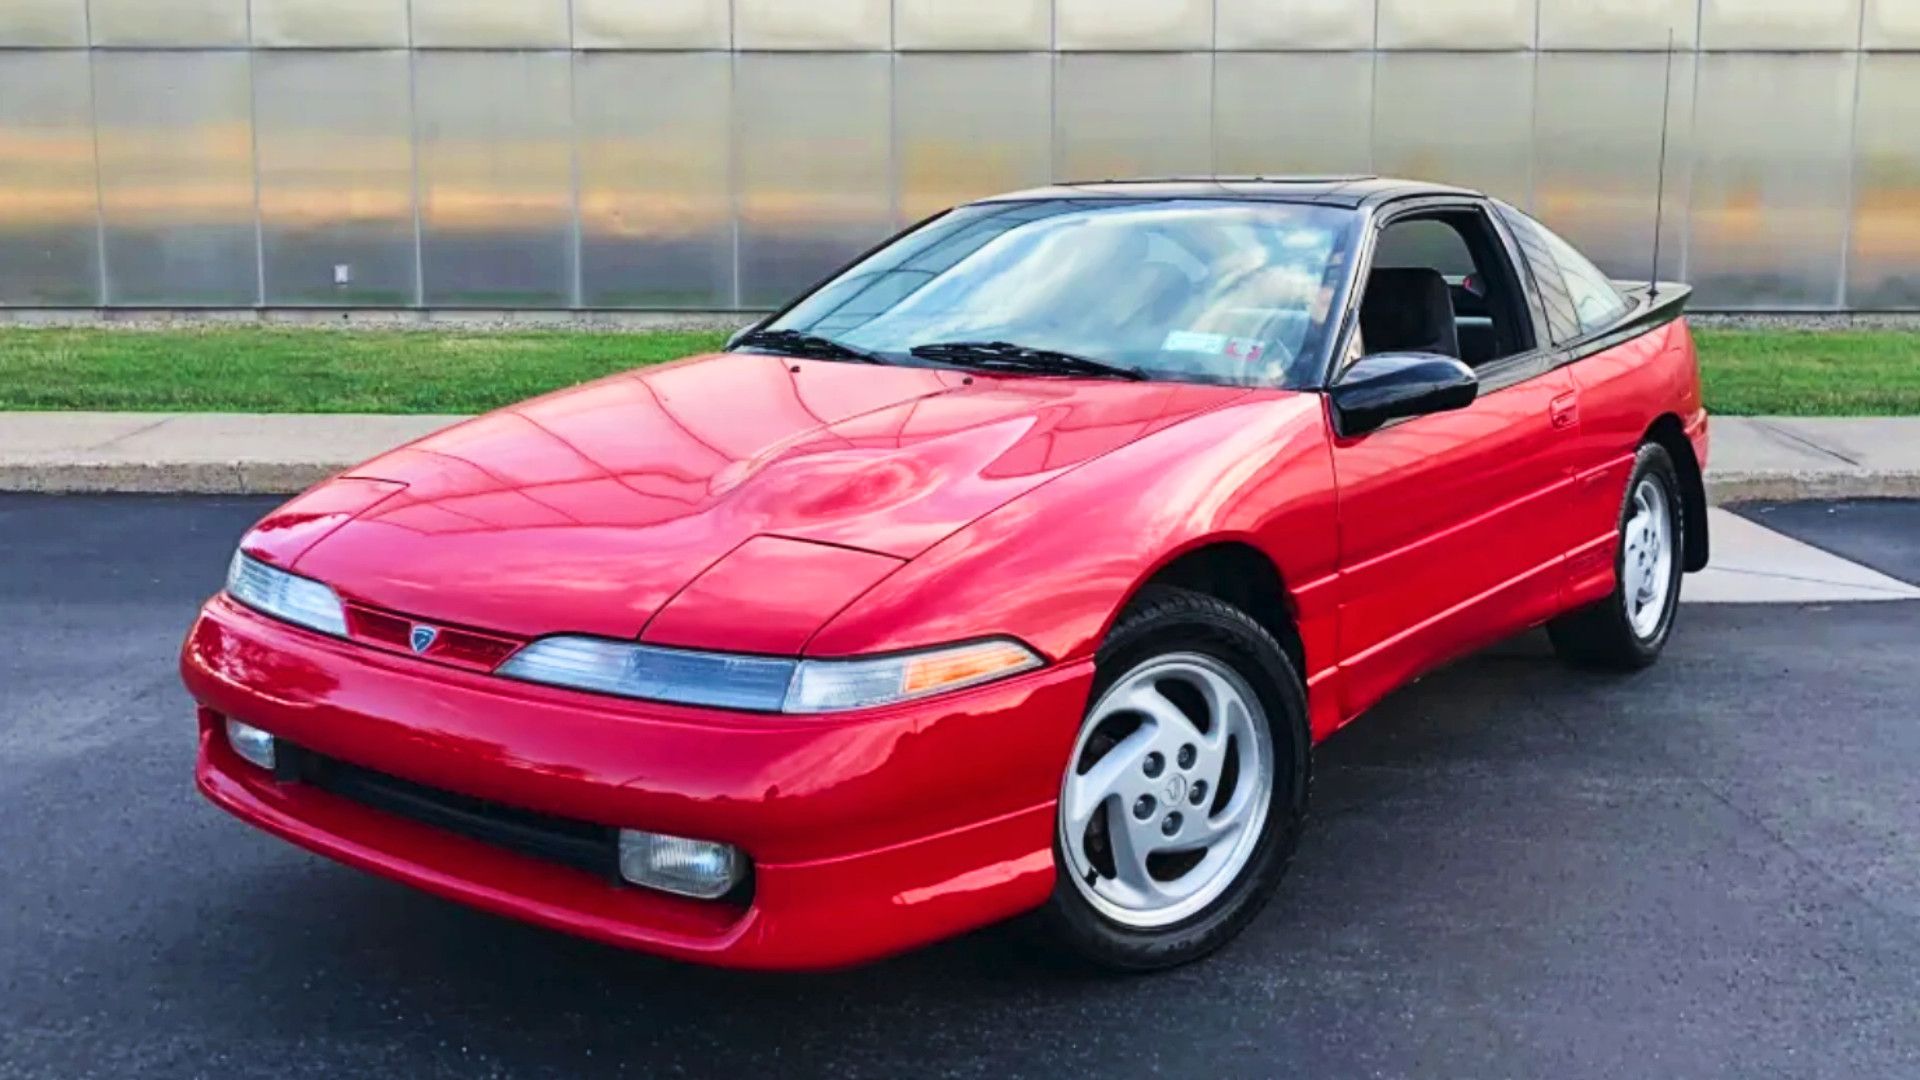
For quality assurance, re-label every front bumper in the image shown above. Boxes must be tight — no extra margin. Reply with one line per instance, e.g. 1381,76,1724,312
183,596,1093,970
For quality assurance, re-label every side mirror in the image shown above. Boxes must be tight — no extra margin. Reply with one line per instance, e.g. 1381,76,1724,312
1330,352,1479,436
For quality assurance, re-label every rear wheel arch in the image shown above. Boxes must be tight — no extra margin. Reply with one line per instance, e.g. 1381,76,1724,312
1643,413,1708,572
1113,541,1306,683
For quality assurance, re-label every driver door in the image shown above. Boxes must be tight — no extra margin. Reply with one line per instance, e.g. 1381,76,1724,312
1330,201,1582,723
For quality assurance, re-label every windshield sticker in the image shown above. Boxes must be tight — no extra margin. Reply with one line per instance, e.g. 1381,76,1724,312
1162,330,1266,363
1162,330,1227,353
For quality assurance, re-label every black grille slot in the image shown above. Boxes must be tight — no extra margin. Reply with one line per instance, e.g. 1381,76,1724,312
282,743,620,881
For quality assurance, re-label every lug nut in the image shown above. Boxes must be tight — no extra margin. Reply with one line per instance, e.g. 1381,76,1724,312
1133,795,1155,820
1177,743,1196,769
1189,779,1208,805
1143,752,1164,778
1161,812,1182,836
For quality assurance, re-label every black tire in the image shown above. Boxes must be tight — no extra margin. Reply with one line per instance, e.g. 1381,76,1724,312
1548,443,1686,670
1041,585,1310,972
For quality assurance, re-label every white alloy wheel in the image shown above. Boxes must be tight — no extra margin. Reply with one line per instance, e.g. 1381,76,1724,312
1622,476,1675,639
1058,652,1274,930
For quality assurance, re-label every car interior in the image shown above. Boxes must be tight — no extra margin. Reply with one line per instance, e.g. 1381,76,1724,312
1359,210,1535,369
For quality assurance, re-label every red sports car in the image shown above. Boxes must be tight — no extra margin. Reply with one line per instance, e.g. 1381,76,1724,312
183,178,1708,971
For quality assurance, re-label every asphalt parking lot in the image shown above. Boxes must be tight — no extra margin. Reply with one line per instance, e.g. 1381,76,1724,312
3,495,1917,1079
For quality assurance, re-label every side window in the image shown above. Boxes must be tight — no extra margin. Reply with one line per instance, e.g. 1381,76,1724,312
1357,208,1534,370
1372,220,1475,277
1498,206,1629,339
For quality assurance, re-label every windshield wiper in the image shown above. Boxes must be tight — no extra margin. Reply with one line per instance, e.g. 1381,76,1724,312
732,328,890,365
907,340,1146,381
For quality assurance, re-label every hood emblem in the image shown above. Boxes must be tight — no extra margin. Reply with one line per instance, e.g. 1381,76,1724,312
409,624,439,654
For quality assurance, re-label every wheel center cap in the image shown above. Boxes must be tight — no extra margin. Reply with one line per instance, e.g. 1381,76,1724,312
1164,775,1187,803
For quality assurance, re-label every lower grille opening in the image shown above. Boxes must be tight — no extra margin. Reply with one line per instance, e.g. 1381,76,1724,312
278,742,621,882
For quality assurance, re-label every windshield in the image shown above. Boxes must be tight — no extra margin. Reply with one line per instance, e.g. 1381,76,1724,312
747,199,1359,388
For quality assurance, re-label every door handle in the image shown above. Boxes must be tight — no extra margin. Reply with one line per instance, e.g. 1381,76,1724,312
1549,392,1578,430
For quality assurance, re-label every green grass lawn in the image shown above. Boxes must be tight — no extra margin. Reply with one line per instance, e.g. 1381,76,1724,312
0,328,729,414
0,325,1913,416
1692,328,1920,416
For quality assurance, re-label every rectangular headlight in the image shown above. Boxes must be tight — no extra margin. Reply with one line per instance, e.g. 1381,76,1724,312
497,638,798,711
226,551,348,637
497,636,1042,714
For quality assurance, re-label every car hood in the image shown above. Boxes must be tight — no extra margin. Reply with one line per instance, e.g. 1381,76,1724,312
281,353,1248,641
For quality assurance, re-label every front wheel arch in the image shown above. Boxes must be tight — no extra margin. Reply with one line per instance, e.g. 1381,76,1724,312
1107,540,1308,688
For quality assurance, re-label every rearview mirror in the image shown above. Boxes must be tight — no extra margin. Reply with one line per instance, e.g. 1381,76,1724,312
1330,353,1478,436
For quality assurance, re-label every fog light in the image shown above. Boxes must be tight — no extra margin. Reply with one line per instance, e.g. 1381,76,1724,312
225,718,276,770
617,829,746,899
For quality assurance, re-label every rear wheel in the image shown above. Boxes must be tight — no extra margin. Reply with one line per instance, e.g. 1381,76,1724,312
1548,443,1685,669
1043,587,1309,971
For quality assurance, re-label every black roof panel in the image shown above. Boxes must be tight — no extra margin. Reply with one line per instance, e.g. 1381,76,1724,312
974,176,1479,209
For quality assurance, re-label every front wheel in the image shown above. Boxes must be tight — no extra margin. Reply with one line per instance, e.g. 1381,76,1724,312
1548,443,1685,669
1043,587,1309,971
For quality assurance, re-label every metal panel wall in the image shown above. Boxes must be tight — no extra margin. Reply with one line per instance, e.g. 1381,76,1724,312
0,52,98,304
1054,54,1213,180
1055,0,1213,51
412,0,571,49
1537,0,1700,50
1862,0,1920,49
0,0,87,47
895,0,1051,50
1849,55,1920,309
1698,0,1863,51
0,11,1910,314
90,0,249,47
255,51,416,306
733,54,892,307
1213,52,1372,176
574,0,730,49
1688,53,1856,308
896,54,1053,222
1532,52,1695,281
1216,0,1376,50
1377,0,1536,50
252,0,411,48
414,52,575,307
576,53,733,308
94,51,257,305
1372,52,1534,209
734,0,891,50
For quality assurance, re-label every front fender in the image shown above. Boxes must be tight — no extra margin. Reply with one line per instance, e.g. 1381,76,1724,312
805,391,1339,671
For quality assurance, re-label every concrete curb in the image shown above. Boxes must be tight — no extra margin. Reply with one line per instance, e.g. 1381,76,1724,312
0,462,339,495
1707,471,1920,505
6,460,1919,504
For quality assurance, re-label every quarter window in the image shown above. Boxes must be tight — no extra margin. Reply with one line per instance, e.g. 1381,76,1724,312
1498,205,1630,340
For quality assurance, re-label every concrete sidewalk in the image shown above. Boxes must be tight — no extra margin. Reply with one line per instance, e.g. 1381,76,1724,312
0,412,458,495
0,411,1916,502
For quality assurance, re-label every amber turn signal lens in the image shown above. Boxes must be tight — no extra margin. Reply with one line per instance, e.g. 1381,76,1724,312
784,638,1044,713
901,640,1043,695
